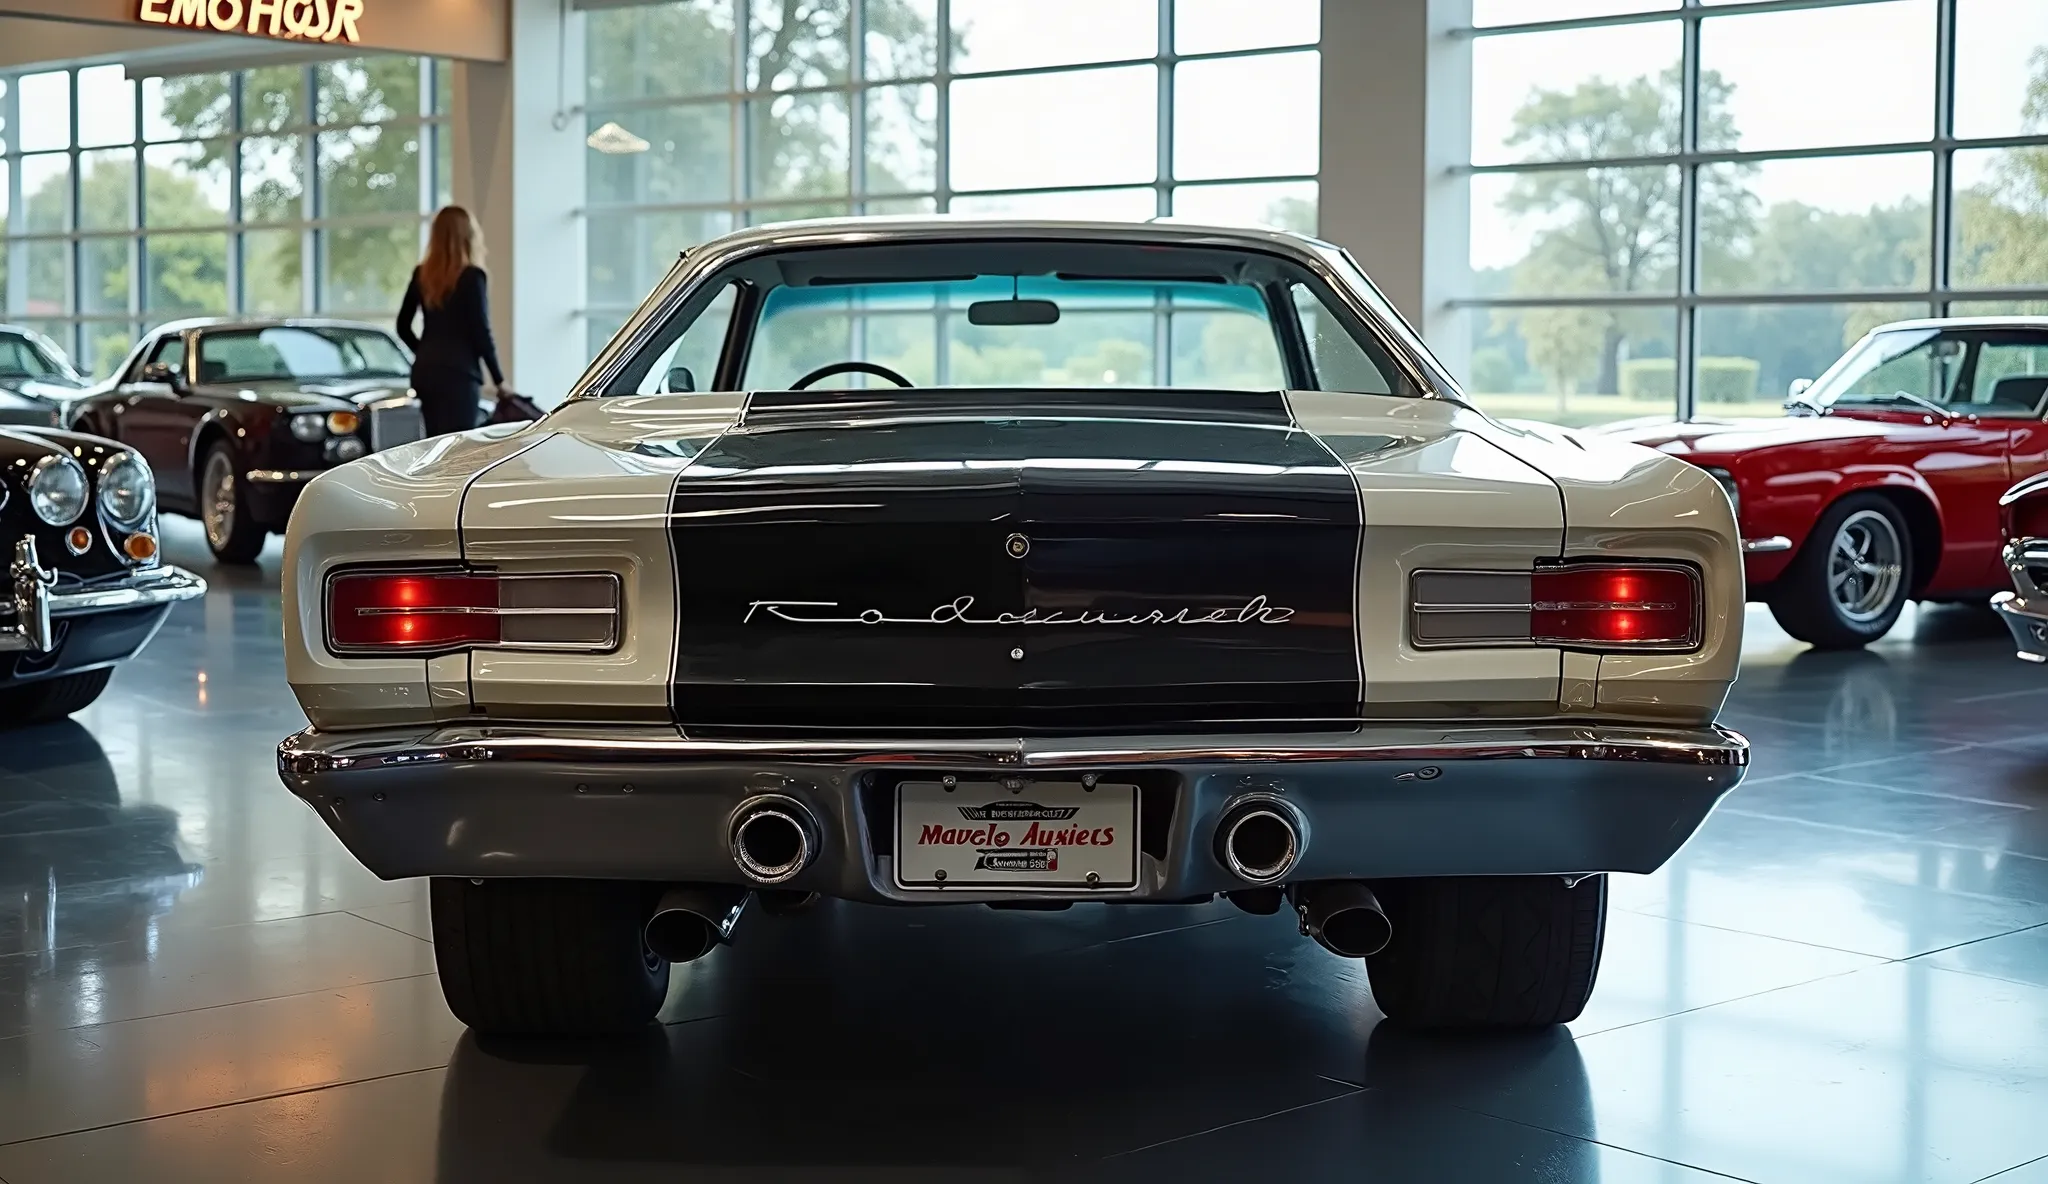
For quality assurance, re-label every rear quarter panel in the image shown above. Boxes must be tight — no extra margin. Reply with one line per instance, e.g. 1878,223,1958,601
282,421,553,729
458,394,747,722
1285,393,1566,714
1473,418,1742,723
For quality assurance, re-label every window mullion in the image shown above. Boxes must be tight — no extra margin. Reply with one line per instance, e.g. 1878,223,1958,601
302,65,319,315
1675,6,1702,424
1931,0,1956,308
228,70,245,316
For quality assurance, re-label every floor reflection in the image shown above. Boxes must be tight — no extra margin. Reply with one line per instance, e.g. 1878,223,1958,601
0,534,2046,1182
0,720,201,962
430,1005,1603,1184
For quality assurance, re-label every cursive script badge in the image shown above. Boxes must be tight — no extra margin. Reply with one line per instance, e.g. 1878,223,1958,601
743,595,1296,627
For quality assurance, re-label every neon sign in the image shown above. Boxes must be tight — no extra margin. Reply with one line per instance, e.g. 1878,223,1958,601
137,0,365,43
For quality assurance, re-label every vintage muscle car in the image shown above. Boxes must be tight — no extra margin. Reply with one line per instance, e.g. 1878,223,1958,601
2,425,205,725
63,318,430,564
275,218,1749,1037
1607,317,2048,648
0,324,90,428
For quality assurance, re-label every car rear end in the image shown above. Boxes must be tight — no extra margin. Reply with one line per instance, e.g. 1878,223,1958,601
278,392,1745,902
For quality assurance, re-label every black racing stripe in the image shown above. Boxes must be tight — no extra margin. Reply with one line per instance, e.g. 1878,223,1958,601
670,402,1362,736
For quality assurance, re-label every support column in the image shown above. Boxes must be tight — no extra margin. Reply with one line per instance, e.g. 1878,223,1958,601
1318,0,1470,378
450,0,585,404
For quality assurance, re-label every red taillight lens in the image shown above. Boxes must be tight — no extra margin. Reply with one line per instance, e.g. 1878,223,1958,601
328,572,499,652
1532,565,1698,649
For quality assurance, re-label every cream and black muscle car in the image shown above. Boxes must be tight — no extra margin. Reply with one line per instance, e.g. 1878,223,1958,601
275,218,1749,1037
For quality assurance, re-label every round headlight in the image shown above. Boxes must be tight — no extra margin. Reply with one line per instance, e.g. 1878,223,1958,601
327,436,367,463
29,454,89,525
99,452,156,526
289,414,328,442
327,411,360,435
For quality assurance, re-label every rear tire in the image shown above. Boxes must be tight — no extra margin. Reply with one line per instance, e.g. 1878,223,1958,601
0,668,114,727
199,442,266,565
430,878,670,1036
1768,493,1912,649
1364,874,1606,1029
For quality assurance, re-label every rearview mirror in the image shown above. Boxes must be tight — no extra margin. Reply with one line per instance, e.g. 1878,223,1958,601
664,365,696,393
967,299,1061,327
139,362,186,392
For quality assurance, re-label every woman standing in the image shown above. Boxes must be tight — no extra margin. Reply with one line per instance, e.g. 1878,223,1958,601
397,206,509,436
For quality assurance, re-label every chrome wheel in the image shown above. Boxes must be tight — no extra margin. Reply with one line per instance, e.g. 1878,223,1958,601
1828,508,1905,624
202,451,237,551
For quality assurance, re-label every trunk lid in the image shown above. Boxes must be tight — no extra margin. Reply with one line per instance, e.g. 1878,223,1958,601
670,390,1361,736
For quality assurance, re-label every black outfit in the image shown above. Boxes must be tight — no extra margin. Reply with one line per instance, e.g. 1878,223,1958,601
397,264,504,437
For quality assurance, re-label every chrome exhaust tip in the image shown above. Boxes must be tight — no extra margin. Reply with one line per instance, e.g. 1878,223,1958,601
1217,801,1302,885
643,886,747,964
1292,881,1392,958
730,796,817,885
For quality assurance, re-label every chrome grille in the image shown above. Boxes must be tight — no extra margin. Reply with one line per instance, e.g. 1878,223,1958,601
369,400,425,451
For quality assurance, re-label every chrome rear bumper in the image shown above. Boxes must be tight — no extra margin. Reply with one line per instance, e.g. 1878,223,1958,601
278,721,1749,900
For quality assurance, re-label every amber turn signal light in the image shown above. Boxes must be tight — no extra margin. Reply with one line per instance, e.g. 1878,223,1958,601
124,532,159,562
65,526,93,554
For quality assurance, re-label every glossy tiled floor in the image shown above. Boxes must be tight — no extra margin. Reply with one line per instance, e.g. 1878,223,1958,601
4,522,2048,1183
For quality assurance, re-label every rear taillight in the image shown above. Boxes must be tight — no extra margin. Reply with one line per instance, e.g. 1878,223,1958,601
1531,565,1698,649
326,570,620,655
1410,562,1701,652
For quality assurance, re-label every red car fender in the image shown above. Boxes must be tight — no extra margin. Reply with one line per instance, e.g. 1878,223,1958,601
1731,456,1945,589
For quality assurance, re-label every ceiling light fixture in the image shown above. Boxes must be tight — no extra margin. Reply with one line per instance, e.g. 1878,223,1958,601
586,121,651,155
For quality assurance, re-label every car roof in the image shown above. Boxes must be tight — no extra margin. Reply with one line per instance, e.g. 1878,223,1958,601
700,214,1339,255
153,316,396,336
1871,315,2048,333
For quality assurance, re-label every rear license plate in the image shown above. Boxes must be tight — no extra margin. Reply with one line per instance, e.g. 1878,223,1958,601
894,781,1139,890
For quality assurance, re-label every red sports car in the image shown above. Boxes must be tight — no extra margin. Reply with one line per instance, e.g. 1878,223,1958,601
1606,317,2048,648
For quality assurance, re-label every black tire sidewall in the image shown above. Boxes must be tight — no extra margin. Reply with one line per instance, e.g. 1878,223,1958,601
202,443,265,564
0,668,115,728
1773,493,1913,648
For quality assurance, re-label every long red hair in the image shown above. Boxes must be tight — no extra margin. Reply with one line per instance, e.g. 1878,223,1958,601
418,206,485,309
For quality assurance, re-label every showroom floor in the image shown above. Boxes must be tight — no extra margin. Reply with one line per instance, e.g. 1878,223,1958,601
2,524,2047,1183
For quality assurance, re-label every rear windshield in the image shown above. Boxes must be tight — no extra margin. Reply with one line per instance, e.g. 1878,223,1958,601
607,238,1412,398
749,277,1285,390
197,327,410,384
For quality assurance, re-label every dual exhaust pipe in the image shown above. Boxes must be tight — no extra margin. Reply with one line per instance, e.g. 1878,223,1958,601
639,795,822,964
646,793,1388,962
1214,797,1389,958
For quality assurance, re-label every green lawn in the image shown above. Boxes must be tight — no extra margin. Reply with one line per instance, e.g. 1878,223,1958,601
1468,392,1789,429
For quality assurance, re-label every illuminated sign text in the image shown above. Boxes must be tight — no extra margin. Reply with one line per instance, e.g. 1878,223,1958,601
137,0,365,43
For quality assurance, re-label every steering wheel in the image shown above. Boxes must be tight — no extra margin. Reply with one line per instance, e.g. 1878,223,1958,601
789,361,915,391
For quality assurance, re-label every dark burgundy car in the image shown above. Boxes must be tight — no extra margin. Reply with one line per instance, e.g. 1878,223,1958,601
65,319,430,564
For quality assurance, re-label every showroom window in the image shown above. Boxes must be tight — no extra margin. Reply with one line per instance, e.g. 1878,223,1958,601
579,0,1322,360
1455,0,2048,427
0,58,449,378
